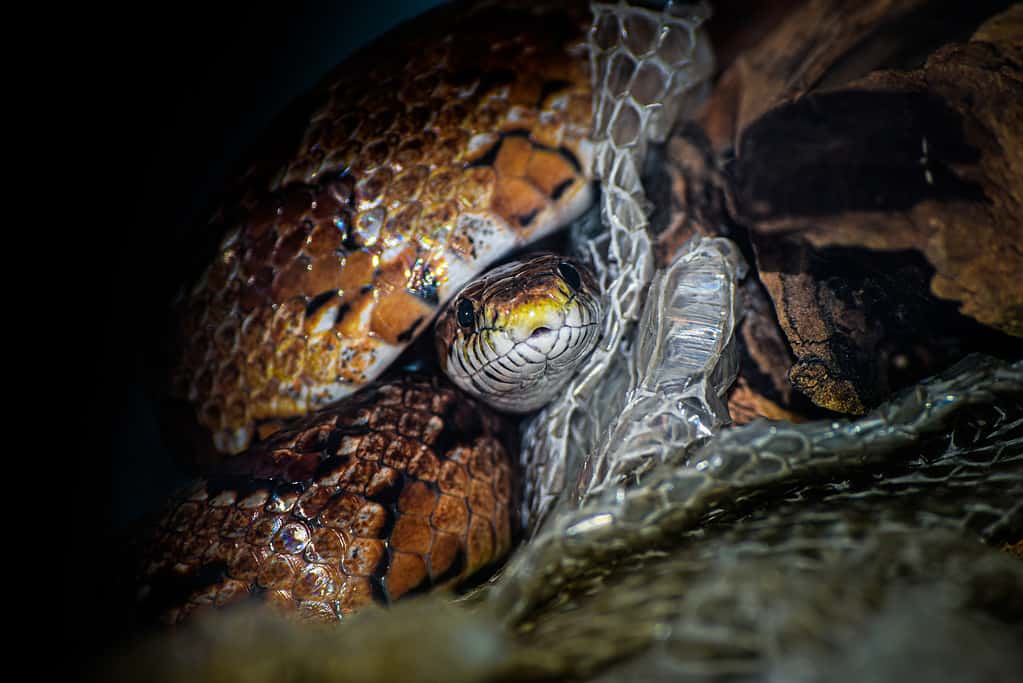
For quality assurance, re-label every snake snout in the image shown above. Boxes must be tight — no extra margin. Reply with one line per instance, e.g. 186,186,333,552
436,252,604,413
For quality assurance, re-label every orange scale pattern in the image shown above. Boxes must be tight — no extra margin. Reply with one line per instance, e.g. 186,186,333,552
169,1,595,458
137,376,518,625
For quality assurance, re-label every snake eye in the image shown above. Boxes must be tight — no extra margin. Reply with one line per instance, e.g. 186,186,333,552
456,299,475,328
558,261,581,291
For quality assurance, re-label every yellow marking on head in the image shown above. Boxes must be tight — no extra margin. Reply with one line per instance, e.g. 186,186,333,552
495,288,571,337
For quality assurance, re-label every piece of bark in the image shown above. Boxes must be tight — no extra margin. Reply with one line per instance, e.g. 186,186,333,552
727,377,809,425
656,125,833,422
815,11,1023,336
700,0,929,150
727,6,1023,413
726,278,835,424
698,0,1013,151
663,2,1021,418
733,6,1023,334
651,123,731,264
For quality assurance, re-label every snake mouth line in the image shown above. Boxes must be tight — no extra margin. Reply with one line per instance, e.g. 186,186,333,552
461,320,600,386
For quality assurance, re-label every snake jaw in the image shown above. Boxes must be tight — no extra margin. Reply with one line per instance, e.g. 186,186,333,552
436,252,603,413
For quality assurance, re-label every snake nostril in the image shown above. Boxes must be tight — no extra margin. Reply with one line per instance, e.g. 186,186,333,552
530,326,552,338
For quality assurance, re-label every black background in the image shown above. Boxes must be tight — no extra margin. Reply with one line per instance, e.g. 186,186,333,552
80,1,446,657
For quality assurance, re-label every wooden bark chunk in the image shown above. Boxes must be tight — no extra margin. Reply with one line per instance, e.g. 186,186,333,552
664,2,1021,419
652,123,730,265
700,0,932,149
726,5,1023,413
699,0,1013,151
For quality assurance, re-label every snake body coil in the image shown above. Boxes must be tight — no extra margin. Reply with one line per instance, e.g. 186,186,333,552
140,376,516,624
170,1,595,455
147,1,601,624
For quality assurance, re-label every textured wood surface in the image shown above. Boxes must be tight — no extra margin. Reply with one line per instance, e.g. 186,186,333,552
661,1,1023,419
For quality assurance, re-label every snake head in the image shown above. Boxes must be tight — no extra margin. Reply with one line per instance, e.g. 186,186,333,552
435,252,603,412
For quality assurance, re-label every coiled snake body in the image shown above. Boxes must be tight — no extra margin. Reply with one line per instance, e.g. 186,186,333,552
171,1,595,455
145,1,602,624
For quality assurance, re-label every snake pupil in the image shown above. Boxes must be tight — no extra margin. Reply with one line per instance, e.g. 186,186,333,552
456,299,475,328
558,261,581,290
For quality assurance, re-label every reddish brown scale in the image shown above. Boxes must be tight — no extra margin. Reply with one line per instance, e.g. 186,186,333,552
170,1,595,457
138,376,518,625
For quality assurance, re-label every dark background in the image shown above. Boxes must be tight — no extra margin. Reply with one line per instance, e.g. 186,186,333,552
83,1,446,656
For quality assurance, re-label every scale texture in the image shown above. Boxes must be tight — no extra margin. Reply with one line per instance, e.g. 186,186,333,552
170,1,595,454
138,375,517,624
